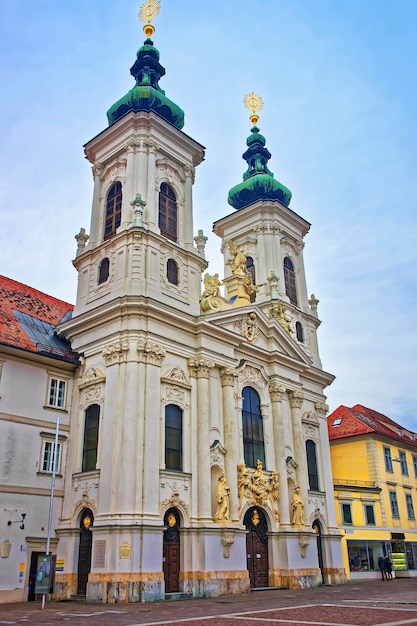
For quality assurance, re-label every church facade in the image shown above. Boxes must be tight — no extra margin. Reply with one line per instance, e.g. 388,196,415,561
51,8,344,602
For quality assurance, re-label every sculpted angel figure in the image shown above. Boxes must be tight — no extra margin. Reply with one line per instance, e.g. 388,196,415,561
237,463,251,512
269,472,280,521
202,273,222,298
227,240,247,276
291,485,305,528
214,475,231,522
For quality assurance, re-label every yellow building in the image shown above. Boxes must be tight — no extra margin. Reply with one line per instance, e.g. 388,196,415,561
327,404,417,580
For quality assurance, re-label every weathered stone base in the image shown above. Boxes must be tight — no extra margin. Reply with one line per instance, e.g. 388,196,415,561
87,572,164,603
322,567,347,585
271,568,321,589
180,570,250,598
54,573,78,600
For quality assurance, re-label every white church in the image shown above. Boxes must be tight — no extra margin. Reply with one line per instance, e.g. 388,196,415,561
0,3,345,603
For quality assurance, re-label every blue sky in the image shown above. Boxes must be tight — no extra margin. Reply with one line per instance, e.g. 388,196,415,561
1,1,416,430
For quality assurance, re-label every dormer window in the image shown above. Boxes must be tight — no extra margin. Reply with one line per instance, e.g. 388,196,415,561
159,183,177,242
104,182,122,240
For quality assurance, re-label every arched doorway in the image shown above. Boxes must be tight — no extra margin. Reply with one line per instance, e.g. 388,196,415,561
244,507,269,588
313,519,324,583
163,508,180,593
77,509,94,596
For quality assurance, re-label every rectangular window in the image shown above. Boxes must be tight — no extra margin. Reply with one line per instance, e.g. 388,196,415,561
389,490,400,518
384,446,393,472
413,454,417,479
342,503,353,525
41,441,61,473
399,450,408,475
406,493,415,520
48,377,67,408
364,504,376,526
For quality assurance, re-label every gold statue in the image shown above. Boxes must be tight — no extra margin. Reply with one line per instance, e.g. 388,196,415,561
227,240,247,276
291,485,305,528
237,463,251,512
139,0,161,37
202,273,222,298
269,472,280,522
214,475,231,522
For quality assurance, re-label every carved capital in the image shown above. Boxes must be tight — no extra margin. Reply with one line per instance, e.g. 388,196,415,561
102,337,130,365
314,401,329,418
269,381,286,402
137,339,166,365
188,357,215,378
220,367,239,387
288,389,304,409
92,162,104,178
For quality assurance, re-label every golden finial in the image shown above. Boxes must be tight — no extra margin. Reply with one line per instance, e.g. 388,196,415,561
243,92,264,126
139,0,161,38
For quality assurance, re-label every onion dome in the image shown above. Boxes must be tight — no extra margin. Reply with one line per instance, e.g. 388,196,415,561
107,2,184,129
228,93,292,210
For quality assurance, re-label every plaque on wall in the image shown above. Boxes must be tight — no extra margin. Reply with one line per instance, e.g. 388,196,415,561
119,541,132,559
93,540,106,568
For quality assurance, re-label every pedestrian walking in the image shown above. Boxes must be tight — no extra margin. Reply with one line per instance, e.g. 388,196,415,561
384,556,393,580
378,555,387,580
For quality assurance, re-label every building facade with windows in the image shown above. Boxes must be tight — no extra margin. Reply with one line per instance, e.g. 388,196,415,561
0,276,78,603
327,404,417,580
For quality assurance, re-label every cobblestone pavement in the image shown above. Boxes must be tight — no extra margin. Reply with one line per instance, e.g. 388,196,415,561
0,579,416,626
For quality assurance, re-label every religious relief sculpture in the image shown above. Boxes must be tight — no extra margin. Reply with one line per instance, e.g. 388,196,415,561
237,461,280,521
269,299,294,334
214,475,231,523
291,485,305,528
235,312,259,344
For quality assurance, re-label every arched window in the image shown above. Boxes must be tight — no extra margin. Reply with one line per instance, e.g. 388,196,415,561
159,183,177,242
98,258,110,284
246,256,256,303
82,404,100,472
167,258,179,285
242,386,265,469
165,404,183,471
283,257,297,305
306,439,319,491
296,321,304,342
104,182,122,240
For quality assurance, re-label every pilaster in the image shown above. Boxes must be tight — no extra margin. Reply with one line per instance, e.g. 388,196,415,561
269,381,290,525
220,367,239,521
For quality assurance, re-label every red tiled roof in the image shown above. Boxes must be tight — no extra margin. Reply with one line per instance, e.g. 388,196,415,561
0,275,74,355
327,404,416,446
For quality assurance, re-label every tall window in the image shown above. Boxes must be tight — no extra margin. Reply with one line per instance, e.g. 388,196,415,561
166,258,179,285
159,183,177,242
413,454,417,479
399,450,408,475
165,404,183,471
48,377,67,409
306,439,319,491
41,440,61,473
245,256,256,303
295,321,304,342
406,493,415,520
341,503,352,525
82,404,100,472
364,504,375,526
98,258,110,284
389,490,399,518
242,386,265,468
283,257,297,305
104,182,122,239
384,446,393,472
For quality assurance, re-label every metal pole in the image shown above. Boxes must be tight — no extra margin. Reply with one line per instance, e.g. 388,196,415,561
42,414,60,610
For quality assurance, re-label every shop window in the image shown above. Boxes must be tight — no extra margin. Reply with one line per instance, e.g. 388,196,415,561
364,504,375,526
82,404,100,472
384,446,393,472
341,503,353,525
159,183,177,242
306,439,319,491
283,257,297,305
406,493,415,520
399,450,408,475
104,182,122,240
389,490,400,518
165,404,182,471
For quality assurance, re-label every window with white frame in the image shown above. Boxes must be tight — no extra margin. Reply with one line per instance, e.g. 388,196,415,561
41,439,62,473
47,376,67,409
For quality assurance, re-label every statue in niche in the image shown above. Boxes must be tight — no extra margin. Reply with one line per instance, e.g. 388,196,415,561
269,472,280,522
291,485,305,528
227,240,247,276
237,463,251,512
202,273,222,298
214,475,231,522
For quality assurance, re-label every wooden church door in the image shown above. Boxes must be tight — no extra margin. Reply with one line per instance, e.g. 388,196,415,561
163,508,180,593
244,507,269,588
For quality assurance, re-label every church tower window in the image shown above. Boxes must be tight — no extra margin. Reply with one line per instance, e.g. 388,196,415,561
82,404,100,472
283,257,297,305
246,256,256,303
306,439,319,491
295,321,304,342
98,258,110,284
104,182,122,240
242,386,265,469
159,183,177,242
166,259,179,285
165,404,183,471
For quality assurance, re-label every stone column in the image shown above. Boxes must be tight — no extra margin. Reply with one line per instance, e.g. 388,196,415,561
220,367,239,521
288,389,308,524
145,139,158,230
269,381,290,525
89,162,104,246
121,139,136,227
183,165,194,250
139,339,166,520
189,357,215,522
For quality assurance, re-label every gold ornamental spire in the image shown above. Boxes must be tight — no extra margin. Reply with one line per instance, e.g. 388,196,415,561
243,92,264,126
139,0,161,38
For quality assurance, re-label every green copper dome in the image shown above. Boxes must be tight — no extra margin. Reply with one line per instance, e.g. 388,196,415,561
228,125,292,210
107,37,184,129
